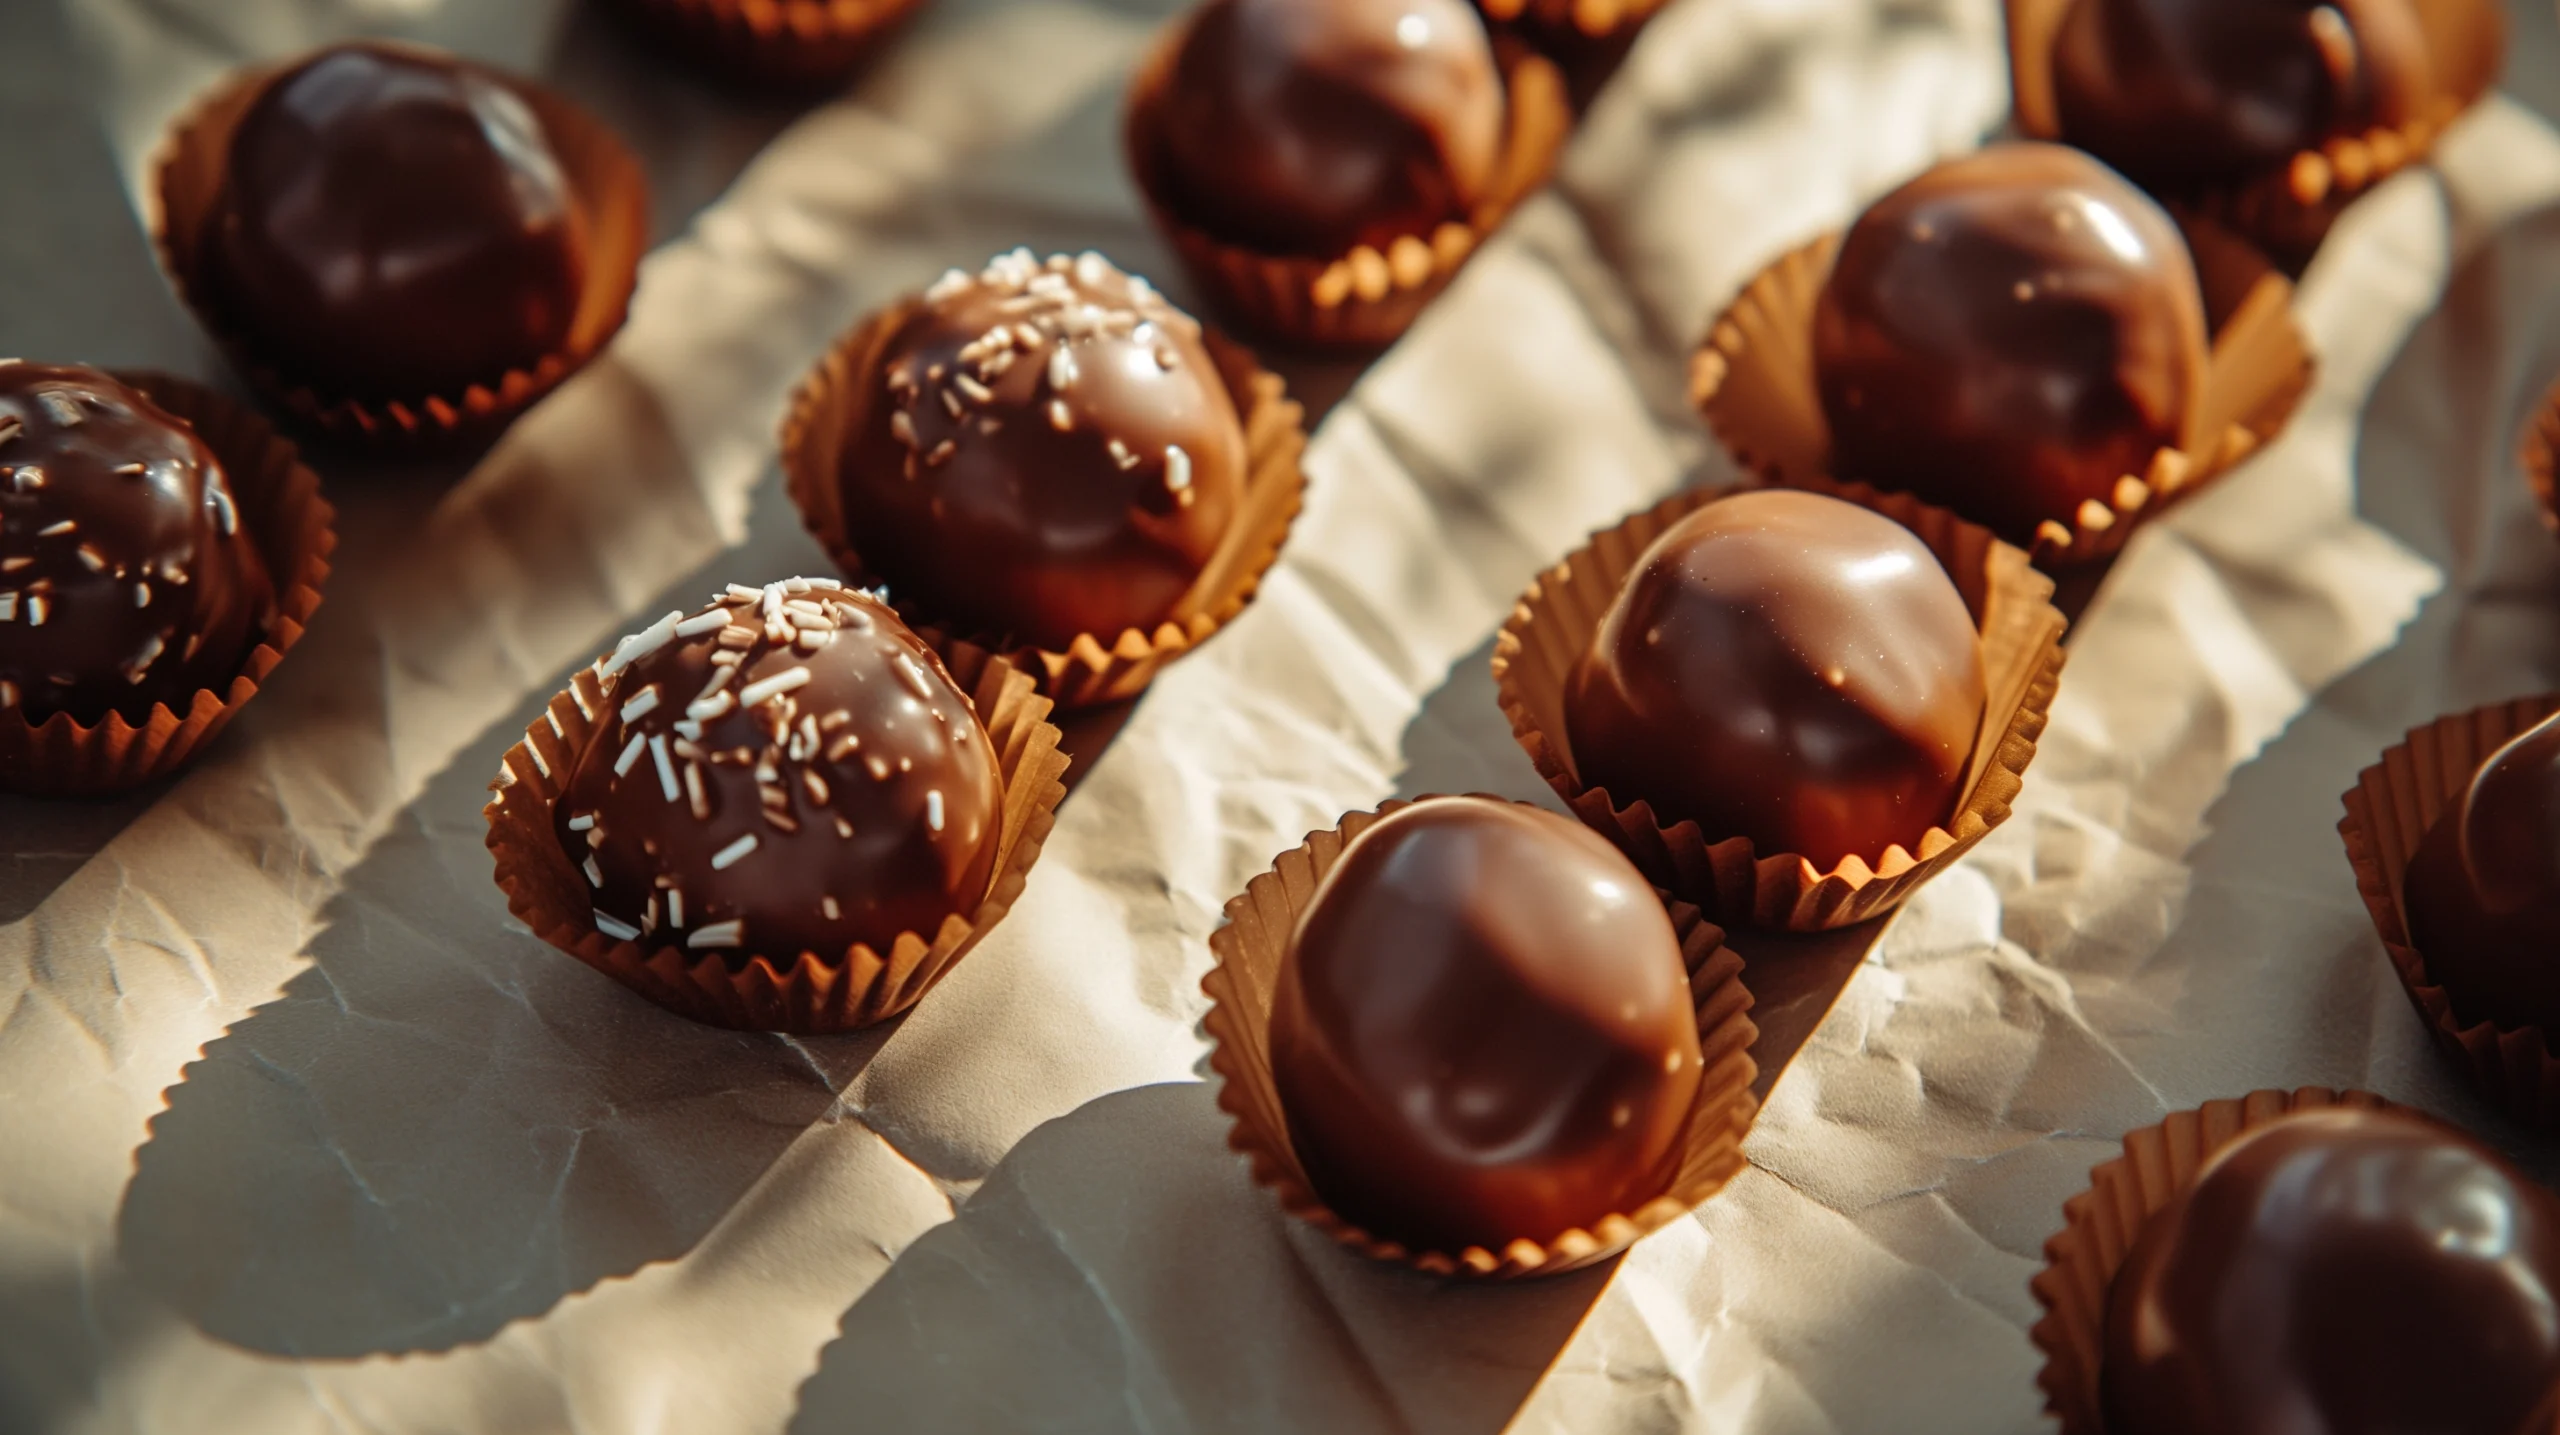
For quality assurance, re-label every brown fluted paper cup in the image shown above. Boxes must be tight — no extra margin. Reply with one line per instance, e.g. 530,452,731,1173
782,300,1306,710
484,638,1069,1033
2005,0,2504,266
2524,375,2560,540
602,0,927,91
0,372,336,797
1690,222,2313,566
1493,477,2066,931
2339,696,2560,1129
149,44,650,445
1123,25,1571,350
1475,0,1663,41
2026,1088,2408,1435
1201,797,1760,1278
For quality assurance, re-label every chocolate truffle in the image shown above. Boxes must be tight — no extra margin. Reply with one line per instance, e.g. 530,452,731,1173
0,363,275,725
2052,0,2433,189
209,42,588,401
2102,1107,2560,1435
1269,798,1704,1252
2403,710,2560,1033
557,578,1004,962
1812,142,2210,549
1155,0,1504,256
837,250,1245,649
1563,490,1985,870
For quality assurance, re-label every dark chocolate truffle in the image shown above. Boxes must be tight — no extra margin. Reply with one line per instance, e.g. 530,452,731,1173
0,363,275,725
209,42,588,401
2102,1107,2560,1435
838,250,1245,650
557,578,1004,963
1269,798,1704,1252
2052,0,2433,189
1155,0,1504,256
2403,710,2560,1034
1812,142,2210,549
1563,490,1984,871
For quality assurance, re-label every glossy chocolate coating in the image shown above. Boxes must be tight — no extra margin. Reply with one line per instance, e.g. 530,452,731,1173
1562,490,1984,870
0,363,275,725
210,42,587,401
839,250,1245,650
1812,143,2210,549
2403,711,2560,1034
1269,798,1703,1252
2102,1107,2560,1435
2053,0,2432,188
1156,0,1504,256
557,579,1004,964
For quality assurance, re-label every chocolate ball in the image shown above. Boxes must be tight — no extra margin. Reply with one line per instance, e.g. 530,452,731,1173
0,363,275,726
838,250,1245,650
209,42,588,401
1812,142,2210,549
557,578,1004,963
1563,490,1985,871
2053,0,2433,189
2403,710,2560,1034
1269,798,1704,1252
1155,0,1504,256
2102,1107,2560,1435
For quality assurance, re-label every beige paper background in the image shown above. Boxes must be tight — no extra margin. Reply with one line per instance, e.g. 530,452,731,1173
7,0,2560,1430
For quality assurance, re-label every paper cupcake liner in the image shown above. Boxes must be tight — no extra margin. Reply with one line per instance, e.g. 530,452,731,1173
2005,0,2505,266
2524,374,2560,540
1122,27,1571,351
2338,695,2560,1130
781,300,1307,710
1200,796,1760,1278
2026,1087,2408,1435
149,44,650,446
601,0,927,91
1691,223,2313,566
0,372,336,797
483,638,1069,1033
1492,476,2066,931
1475,0,1664,42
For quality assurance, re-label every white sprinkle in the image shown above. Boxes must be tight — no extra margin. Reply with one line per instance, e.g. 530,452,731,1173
584,855,605,887
822,896,841,921
567,813,597,831
37,519,73,537
75,544,105,572
763,586,784,623
650,734,679,802
0,594,12,622
600,610,685,679
620,686,662,723
0,557,27,573
1074,251,1111,287
132,581,150,607
685,761,709,819
1107,438,1136,469
710,833,760,870
0,680,16,709
25,595,45,627
667,889,685,928
688,920,744,949
594,913,641,941
738,667,813,708
925,268,972,303
925,790,945,832
675,608,730,638
1049,399,1072,431
673,718,704,742
1164,445,1192,491
725,583,765,601
890,410,917,448
112,462,146,477
688,690,737,723
954,373,993,404
613,731,648,777
1049,346,1078,391
124,632,164,681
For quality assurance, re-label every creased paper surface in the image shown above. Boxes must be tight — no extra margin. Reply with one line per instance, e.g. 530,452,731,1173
6,0,2560,1430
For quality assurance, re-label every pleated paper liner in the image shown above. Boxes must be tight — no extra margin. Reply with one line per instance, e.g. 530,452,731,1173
148,43,650,446
1491,476,2066,932
2026,1087,2410,1435
2524,373,2560,540
1475,0,1662,42
1123,25,1571,350
600,0,927,91
484,639,1069,1033
2338,695,2560,1130
1201,797,1760,1279
0,372,336,797
781,299,1307,710
1690,221,2313,567
2005,0,2505,267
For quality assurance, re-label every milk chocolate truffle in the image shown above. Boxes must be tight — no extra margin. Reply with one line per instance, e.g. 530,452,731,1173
838,250,1245,649
208,42,588,401
1812,142,2210,549
2052,0,2433,189
2403,710,2560,1034
556,578,1004,962
1563,490,1985,871
1269,798,1703,1252
1155,0,1505,256
2102,1108,2560,1435
0,364,275,725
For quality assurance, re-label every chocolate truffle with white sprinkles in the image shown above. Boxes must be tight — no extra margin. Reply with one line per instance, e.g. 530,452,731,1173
835,250,1246,650
555,578,1005,963
0,362,275,725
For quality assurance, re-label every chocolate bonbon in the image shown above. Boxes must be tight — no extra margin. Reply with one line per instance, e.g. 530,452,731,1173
1812,142,2209,550
1562,489,1984,871
2403,709,2560,1035
0,363,276,726
1268,797,1703,1253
